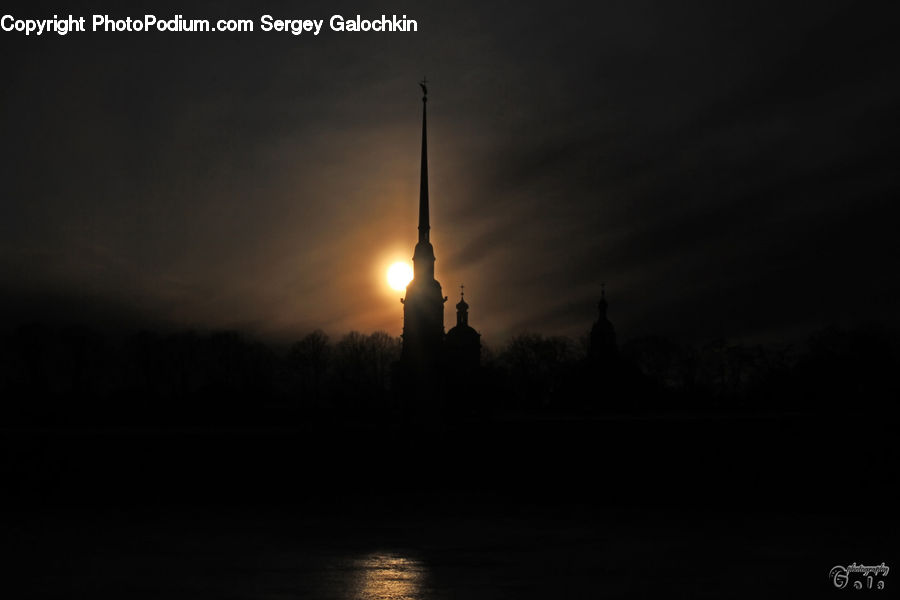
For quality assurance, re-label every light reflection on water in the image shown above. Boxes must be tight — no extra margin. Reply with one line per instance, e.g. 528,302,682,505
5,509,844,599
349,552,427,600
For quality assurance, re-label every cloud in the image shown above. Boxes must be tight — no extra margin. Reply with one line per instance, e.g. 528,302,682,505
1,0,898,344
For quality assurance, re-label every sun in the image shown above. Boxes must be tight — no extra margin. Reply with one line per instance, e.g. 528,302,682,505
387,262,413,291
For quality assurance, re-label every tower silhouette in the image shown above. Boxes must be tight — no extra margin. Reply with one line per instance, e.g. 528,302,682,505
400,80,447,376
446,286,481,374
589,284,617,365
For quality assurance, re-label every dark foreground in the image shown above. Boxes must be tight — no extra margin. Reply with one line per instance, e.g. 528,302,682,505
2,414,898,597
6,502,896,599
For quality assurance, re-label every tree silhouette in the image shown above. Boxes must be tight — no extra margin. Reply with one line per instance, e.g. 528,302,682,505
287,329,330,408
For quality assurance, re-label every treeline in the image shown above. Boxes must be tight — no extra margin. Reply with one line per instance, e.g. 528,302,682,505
0,326,402,426
1,323,897,427
620,325,899,412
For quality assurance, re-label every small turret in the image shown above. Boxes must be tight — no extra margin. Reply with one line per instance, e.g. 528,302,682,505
446,285,481,373
455,288,470,326
589,284,617,364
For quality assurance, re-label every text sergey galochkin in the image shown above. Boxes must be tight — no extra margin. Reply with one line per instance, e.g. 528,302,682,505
1,14,418,36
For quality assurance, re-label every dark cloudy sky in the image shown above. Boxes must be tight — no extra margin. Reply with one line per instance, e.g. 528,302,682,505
1,0,898,344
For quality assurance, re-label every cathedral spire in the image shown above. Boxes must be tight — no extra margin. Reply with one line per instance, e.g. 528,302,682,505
401,78,445,377
411,78,436,283
598,282,608,317
418,77,429,244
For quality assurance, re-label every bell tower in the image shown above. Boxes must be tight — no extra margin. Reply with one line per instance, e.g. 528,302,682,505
446,286,481,374
400,79,447,371
589,284,617,364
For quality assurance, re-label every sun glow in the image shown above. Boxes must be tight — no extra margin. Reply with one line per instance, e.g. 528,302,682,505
387,261,413,291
